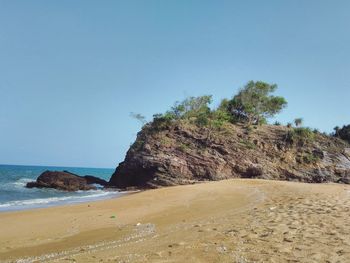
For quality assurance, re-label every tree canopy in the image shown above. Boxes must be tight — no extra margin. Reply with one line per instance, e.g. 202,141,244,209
132,81,288,129
294,118,303,127
169,95,212,119
130,112,147,125
334,125,350,144
225,81,287,125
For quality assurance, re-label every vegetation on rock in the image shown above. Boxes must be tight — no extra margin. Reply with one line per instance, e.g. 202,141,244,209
226,81,287,125
284,127,315,146
112,80,350,189
334,125,350,144
294,118,303,127
134,80,288,132
110,118,350,189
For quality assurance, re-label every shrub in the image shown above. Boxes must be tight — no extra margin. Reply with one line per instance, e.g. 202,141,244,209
210,109,232,128
172,95,212,119
285,127,315,146
131,139,144,151
313,128,320,134
151,112,175,130
130,112,147,125
287,122,292,128
302,153,320,164
246,125,254,134
195,112,210,127
160,136,173,147
240,139,256,149
334,124,350,144
178,143,190,152
132,81,288,132
274,121,281,126
294,118,303,127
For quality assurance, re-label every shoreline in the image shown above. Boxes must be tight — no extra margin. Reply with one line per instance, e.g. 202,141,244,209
0,164,117,213
1,179,349,262
0,189,135,213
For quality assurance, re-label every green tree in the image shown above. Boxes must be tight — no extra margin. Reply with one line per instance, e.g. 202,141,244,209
334,126,340,136
130,112,147,125
170,95,212,119
150,95,213,129
294,118,303,127
210,109,232,128
227,81,287,125
334,125,350,144
217,98,230,112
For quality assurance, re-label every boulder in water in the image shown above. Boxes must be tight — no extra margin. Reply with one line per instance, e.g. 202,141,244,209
26,170,108,191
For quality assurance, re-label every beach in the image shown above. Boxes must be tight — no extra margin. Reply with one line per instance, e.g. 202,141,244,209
0,179,349,263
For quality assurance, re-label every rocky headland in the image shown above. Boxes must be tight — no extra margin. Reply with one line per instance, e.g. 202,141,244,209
109,121,350,189
26,122,350,192
26,82,350,192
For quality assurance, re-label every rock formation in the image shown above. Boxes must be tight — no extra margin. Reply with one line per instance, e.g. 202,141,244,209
26,170,108,191
109,122,350,189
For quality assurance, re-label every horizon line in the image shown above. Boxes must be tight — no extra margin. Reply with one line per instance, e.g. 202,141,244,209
0,163,115,170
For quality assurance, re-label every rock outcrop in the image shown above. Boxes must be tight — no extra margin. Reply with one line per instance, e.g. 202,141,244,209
109,122,350,189
26,170,108,191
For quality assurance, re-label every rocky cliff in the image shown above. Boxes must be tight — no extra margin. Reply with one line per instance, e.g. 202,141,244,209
109,121,350,189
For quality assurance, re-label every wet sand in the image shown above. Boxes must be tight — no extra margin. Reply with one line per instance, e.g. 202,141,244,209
0,179,349,262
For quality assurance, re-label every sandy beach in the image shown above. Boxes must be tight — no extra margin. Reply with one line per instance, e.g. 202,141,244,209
0,179,349,263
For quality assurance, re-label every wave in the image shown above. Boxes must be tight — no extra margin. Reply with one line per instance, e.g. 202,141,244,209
0,190,121,210
11,177,33,188
0,177,33,189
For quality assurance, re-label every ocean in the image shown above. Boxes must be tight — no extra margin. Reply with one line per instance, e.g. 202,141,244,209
0,164,122,212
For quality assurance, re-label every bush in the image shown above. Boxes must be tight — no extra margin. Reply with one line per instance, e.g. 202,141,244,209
172,95,212,119
257,118,268,125
195,112,210,127
210,109,232,128
132,81,288,132
285,127,315,146
334,124,350,144
313,128,320,134
302,153,320,164
131,139,144,151
178,143,190,152
240,139,256,149
294,118,303,127
151,112,175,130
274,121,281,126
130,112,147,125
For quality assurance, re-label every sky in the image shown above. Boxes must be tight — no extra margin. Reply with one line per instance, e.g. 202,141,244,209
0,0,349,168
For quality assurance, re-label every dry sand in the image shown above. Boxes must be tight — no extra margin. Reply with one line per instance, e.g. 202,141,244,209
0,179,349,263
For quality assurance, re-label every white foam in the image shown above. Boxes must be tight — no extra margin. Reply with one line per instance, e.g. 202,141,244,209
0,177,33,190
12,178,33,188
0,190,121,210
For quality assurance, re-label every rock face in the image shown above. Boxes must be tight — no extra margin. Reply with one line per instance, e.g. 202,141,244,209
109,122,350,189
26,171,108,191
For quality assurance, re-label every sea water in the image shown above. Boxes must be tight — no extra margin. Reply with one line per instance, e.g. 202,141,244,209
0,164,122,212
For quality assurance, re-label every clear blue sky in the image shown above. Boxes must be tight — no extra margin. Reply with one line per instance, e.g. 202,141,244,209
1,0,349,168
